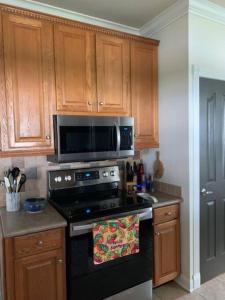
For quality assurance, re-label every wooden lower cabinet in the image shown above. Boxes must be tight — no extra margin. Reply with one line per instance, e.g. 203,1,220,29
15,249,65,300
3,228,66,300
153,205,180,287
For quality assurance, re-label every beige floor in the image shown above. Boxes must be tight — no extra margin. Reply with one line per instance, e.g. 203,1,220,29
153,273,225,299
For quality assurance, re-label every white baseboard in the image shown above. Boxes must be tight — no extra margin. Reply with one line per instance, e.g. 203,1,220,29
175,273,193,292
175,272,201,292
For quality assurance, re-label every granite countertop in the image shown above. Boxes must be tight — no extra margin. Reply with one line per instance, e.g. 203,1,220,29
149,191,182,208
0,204,67,238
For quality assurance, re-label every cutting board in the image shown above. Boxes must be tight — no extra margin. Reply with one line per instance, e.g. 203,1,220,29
153,151,164,179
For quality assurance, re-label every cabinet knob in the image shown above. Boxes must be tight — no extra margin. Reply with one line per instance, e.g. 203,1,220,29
46,135,51,140
88,101,92,106
155,232,160,236
57,259,63,264
99,101,104,106
37,240,44,246
166,212,172,216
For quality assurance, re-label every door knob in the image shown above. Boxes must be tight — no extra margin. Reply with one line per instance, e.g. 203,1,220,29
201,188,213,196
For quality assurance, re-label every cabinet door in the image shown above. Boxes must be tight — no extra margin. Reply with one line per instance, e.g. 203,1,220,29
54,24,96,113
2,13,55,151
96,34,130,115
15,249,66,300
154,219,180,286
131,41,158,150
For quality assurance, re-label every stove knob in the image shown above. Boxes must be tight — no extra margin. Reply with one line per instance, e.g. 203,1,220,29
54,177,58,182
102,204,107,209
103,171,109,177
110,170,115,176
111,203,116,208
65,175,72,182
57,176,62,182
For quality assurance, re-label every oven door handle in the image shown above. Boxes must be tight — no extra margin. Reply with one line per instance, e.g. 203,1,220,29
72,208,152,233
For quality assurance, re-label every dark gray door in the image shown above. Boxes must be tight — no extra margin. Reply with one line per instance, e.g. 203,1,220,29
200,78,225,283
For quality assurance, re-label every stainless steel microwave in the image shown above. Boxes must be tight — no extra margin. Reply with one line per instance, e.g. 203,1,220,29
47,115,134,163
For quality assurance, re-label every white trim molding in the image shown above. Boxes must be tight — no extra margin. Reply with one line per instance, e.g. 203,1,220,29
190,0,225,27
140,0,225,37
140,0,189,37
189,64,201,292
0,0,139,35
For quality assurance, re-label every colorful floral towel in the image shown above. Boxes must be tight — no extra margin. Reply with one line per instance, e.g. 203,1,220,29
93,215,140,265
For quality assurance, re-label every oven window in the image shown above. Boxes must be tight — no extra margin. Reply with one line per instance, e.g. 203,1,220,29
93,126,117,152
59,126,92,154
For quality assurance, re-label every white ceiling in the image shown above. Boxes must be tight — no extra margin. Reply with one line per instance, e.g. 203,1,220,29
30,0,178,28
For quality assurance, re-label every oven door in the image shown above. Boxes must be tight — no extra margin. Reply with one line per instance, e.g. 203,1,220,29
66,209,153,300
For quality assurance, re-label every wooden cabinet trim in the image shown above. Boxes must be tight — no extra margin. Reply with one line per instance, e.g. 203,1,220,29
0,4,159,46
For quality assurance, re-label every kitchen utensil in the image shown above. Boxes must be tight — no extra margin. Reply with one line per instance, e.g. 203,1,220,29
18,174,26,192
16,174,21,193
153,151,164,179
11,167,20,192
24,198,47,213
4,177,11,193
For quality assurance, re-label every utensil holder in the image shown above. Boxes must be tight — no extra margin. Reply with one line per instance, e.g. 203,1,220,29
6,193,20,212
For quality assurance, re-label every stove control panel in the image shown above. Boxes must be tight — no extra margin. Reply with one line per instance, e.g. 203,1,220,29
48,166,120,190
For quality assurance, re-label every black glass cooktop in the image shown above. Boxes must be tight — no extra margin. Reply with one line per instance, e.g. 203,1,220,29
49,192,153,222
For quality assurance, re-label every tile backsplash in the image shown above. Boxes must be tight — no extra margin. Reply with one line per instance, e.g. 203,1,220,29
0,156,136,207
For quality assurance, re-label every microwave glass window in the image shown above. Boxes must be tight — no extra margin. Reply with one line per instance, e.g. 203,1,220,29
120,126,133,150
60,126,92,154
93,126,117,152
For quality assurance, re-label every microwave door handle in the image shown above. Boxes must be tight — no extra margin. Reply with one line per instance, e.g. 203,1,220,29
116,123,120,152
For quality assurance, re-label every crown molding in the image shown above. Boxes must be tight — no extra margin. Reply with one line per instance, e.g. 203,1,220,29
140,0,225,38
189,0,225,26
140,0,189,37
0,0,139,35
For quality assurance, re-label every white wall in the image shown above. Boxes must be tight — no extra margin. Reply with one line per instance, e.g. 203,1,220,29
144,15,191,290
190,14,225,78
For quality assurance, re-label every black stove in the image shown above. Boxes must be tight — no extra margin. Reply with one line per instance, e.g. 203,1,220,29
48,165,153,223
48,165,153,300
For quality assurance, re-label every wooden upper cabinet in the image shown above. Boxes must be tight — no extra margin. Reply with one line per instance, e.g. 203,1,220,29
54,24,96,113
96,34,130,115
131,41,159,150
2,13,55,152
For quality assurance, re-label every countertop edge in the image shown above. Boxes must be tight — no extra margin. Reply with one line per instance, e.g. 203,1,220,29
2,221,67,238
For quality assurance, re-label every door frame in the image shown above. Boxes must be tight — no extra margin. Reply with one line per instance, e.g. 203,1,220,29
190,65,225,290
